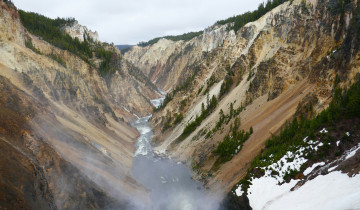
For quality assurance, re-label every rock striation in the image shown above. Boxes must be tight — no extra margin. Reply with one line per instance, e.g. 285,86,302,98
125,0,360,193
0,1,158,208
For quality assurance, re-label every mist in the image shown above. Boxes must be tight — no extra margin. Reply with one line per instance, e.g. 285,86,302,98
29,90,224,209
29,111,146,209
128,101,224,210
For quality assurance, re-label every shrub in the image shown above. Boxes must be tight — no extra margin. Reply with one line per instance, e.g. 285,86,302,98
173,113,184,125
215,126,253,163
25,38,42,54
178,95,218,141
47,54,66,67
219,75,233,98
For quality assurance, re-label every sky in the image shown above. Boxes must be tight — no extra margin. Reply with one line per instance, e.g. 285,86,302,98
12,0,264,45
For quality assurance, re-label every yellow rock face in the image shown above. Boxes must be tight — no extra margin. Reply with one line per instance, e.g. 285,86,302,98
124,0,360,192
0,1,157,208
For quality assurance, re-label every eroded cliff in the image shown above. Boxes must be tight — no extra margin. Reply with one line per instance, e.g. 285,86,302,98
0,1,159,208
125,0,360,193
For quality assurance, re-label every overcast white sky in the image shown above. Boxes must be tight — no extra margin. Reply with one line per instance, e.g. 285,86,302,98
12,0,264,45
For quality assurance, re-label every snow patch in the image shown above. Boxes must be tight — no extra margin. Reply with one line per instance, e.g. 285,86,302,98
303,162,325,176
262,150,307,183
313,142,324,151
253,172,360,210
328,165,337,172
319,128,328,133
345,144,360,160
336,140,341,146
248,177,298,210
246,128,360,210
235,185,244,196
303,136,308,143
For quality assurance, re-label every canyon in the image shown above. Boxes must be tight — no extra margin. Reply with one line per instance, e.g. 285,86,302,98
1,0,360,209
125,0,360,193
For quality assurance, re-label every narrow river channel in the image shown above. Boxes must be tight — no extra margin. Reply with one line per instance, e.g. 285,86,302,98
131,93,220,210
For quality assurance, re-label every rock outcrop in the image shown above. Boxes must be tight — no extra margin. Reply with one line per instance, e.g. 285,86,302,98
62,20,99,42
124,23,236,91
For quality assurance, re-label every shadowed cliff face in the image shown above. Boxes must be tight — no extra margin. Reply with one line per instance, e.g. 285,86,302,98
124,0,360,193
0,76,133,209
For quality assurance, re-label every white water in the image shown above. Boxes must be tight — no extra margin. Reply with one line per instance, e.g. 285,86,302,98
150,89,167,109
131,92,221,210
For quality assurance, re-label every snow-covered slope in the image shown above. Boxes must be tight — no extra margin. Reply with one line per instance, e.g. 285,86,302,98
235,128,360,210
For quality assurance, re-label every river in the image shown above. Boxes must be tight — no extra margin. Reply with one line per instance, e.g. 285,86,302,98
131,93,220,210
